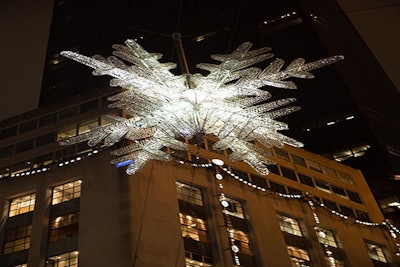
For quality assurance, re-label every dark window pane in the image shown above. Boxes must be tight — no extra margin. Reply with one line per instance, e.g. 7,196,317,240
355,210,370,222
37,132,56,147
298,173,314,187
250,175,267,188
80,99,98,113
287,187,302,195
232,168,250,182
331,185,346,196
281,167,297,181
339,205,355,217
1,126,18,139
347,190,362,203
291,154,306,167
269,181,286,193
323,199,338,210
19,120,37,133
314,178,331,192
39,113,58,127
268,164,279,174
59,107,77,120
15,139,34,153
0,145,14,159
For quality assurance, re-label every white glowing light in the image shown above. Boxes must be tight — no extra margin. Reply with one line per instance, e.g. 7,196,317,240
212,159,225,166
60,40,343,175
221,200,229,207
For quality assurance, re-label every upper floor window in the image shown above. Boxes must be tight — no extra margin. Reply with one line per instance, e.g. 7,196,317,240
46,251,79,267
49,212,79,242
224,197,244,219
274,148,290,160
176,181,203,206
52,180,82,205
9,193,36,217
277,214,302,236
365,242,387,263
3,224,32,254
326,257,345,267
287,246,311,267
315,227,338,248
179,213,208,242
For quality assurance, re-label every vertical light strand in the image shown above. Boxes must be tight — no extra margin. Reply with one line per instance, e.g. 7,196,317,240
212,160,241,266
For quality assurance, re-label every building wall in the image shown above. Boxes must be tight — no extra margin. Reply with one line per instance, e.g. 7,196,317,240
0,145,398,266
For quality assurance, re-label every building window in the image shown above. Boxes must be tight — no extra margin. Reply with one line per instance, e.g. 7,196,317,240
277,214,302,236
291,154,306,167
49,212,79,242
306,159,322,173
298,173,314,187
57,125,77,141
347,190,362,204
274,148,290,160
176,182,213,266
287,246,311,267
322,166,337,178
185,258,212,267
78,119,98,134
176,181,203,206
326,257,345,267
315,228,338,248
365,242,387,263
222,196,256,266
179,213,208,242
52,180,82,205
3,224,32,254
280,167,298,181
9,193,36,217
336,171,354,184
46,251,79,267
224,198,244,219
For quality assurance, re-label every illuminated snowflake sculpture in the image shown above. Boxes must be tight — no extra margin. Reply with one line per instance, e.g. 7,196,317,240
60,40,343,175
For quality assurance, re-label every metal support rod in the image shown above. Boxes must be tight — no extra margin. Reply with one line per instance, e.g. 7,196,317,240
172,33,194,89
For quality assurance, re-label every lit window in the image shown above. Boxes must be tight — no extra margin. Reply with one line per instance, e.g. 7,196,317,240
287,246,311,267
13,264,28,267
179,213,208,242
326,257,345,267
231,229,253,255
49,212,79,242
9,193,36,217
185,258,212,267
176,182,213,266
57,126,77,141
78,119,98,134
224,198,244,219
46,251,79,267
52,180,82,205
176,181,203,206
315,228,338,248
3,224,32,254
366,242,387,263
277,214,302,236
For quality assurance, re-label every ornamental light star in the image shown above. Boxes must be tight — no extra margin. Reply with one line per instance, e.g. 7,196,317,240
60,40,343,175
